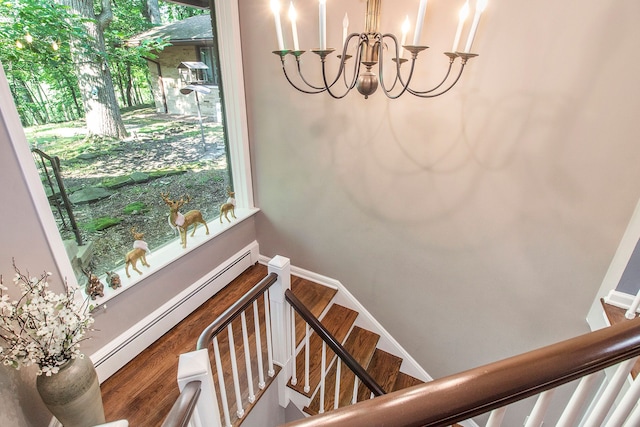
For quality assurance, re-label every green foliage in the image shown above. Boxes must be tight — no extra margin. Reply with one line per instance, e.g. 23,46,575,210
123,202,149,215
80,216,122,232
0,0,200,126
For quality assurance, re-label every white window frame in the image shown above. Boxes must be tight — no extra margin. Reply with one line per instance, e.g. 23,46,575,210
0,0,254,292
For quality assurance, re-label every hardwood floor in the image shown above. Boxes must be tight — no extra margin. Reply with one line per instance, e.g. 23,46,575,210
100,263,270,426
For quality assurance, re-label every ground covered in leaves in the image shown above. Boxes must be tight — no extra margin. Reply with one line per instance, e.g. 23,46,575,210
27,107,231,277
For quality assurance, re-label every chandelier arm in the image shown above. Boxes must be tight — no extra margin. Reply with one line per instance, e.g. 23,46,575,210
407,61,455,95
378,33,414,98
408,62,467,98
340,33,365,90
280,57,327,94
321,60,353,99
294,57,329,91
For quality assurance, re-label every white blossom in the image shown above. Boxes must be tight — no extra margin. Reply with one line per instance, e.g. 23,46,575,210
0,262,93,375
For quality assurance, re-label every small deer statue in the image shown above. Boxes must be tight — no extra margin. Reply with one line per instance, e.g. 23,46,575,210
82,268,104,300
105,271,122,289
161,193,210,248
219,188,237,223
125,227,151,278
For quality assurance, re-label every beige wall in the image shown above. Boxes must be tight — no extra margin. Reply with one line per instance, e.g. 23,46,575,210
240,0,640,420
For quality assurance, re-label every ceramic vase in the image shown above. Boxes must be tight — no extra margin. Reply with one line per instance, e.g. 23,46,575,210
36,356,106,427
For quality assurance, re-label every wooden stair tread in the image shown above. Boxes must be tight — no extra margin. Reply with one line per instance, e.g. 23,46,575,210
304,326,380,415
291,276,337,346
357,348,402,402
393,371,425,392
288,304,358,396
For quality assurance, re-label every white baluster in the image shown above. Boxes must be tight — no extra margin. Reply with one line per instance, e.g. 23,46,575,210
252,300,266,389
177,349,221,427
486,407,506,427
304,324,310,393
622,394,640,426
263,289,275,377
334,360,341,409
320,342,327,414
352,377,359,404
213,337,232,427
557,373,599,427
227,324,244,418
605,372,640,426
240,312,255,403
291,305,297,385
583,357,638,427
525,389,554,427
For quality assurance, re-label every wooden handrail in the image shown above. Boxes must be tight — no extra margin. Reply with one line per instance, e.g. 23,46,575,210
161,380,201,427
284,316,640,427
196,272,278,350
285,289,386,397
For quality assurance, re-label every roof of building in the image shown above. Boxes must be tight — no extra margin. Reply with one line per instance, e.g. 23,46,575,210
128,14,213,46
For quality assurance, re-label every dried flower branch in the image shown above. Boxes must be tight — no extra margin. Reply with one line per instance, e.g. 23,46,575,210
0,260,94,376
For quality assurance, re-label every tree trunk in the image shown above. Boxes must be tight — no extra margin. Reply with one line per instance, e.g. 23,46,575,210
146,0,161,25
59,0,127,139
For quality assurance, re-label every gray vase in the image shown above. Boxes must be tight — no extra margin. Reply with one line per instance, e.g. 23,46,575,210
36,356,106,427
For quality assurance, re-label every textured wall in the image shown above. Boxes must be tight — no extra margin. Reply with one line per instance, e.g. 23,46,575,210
241,0,640,421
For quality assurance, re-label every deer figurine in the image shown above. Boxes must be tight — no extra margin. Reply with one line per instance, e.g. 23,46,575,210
105,271,122,289
125,227,151,278
161,193,210,248
82,268,104,300
219,189,237,223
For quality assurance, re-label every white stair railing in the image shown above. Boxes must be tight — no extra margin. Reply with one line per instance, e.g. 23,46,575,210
174,256,291,427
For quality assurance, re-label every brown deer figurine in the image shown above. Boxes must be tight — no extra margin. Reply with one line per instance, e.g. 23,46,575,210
219,189,237,223
125,227,151,278
82,268,104,300
161,193,210,248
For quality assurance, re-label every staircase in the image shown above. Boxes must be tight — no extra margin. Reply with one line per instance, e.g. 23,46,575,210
285,276,426,417
198,262,431,427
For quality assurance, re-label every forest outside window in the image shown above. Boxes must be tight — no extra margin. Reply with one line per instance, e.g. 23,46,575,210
0,0,252,303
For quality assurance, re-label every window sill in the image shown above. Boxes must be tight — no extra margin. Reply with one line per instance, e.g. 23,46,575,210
83,207,259,308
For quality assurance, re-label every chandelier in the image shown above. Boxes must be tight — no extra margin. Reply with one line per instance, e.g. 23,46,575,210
270,0,487,99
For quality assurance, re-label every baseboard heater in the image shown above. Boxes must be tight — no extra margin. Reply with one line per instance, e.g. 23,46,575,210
90,241,260,383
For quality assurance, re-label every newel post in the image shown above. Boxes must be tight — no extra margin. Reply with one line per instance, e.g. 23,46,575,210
177,349,221,427
268,255,293,407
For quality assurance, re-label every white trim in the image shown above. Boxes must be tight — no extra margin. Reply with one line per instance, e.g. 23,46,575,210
214,0,254,210
603,289,637,311
258,255,432,382
587,198,640,331
0,62,78,286
90,241,260,382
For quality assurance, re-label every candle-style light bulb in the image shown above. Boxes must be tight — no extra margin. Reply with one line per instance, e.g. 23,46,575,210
342,12,349,46
288,2,299,51
452,1,469,52
319,0,327,50
400,16,410,57
464,0,487,53
270,0,285,51
412,0,428,46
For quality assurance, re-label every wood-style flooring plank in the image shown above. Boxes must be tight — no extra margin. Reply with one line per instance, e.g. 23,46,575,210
392,371,424,392
304,326,380,415
291,276,337,346
287,304,358,397
356,348,402,402
100,263,269,426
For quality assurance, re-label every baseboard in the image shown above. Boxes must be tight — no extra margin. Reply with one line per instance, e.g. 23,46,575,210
258,255,432,382
604,289,637,311
90,241,260,382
